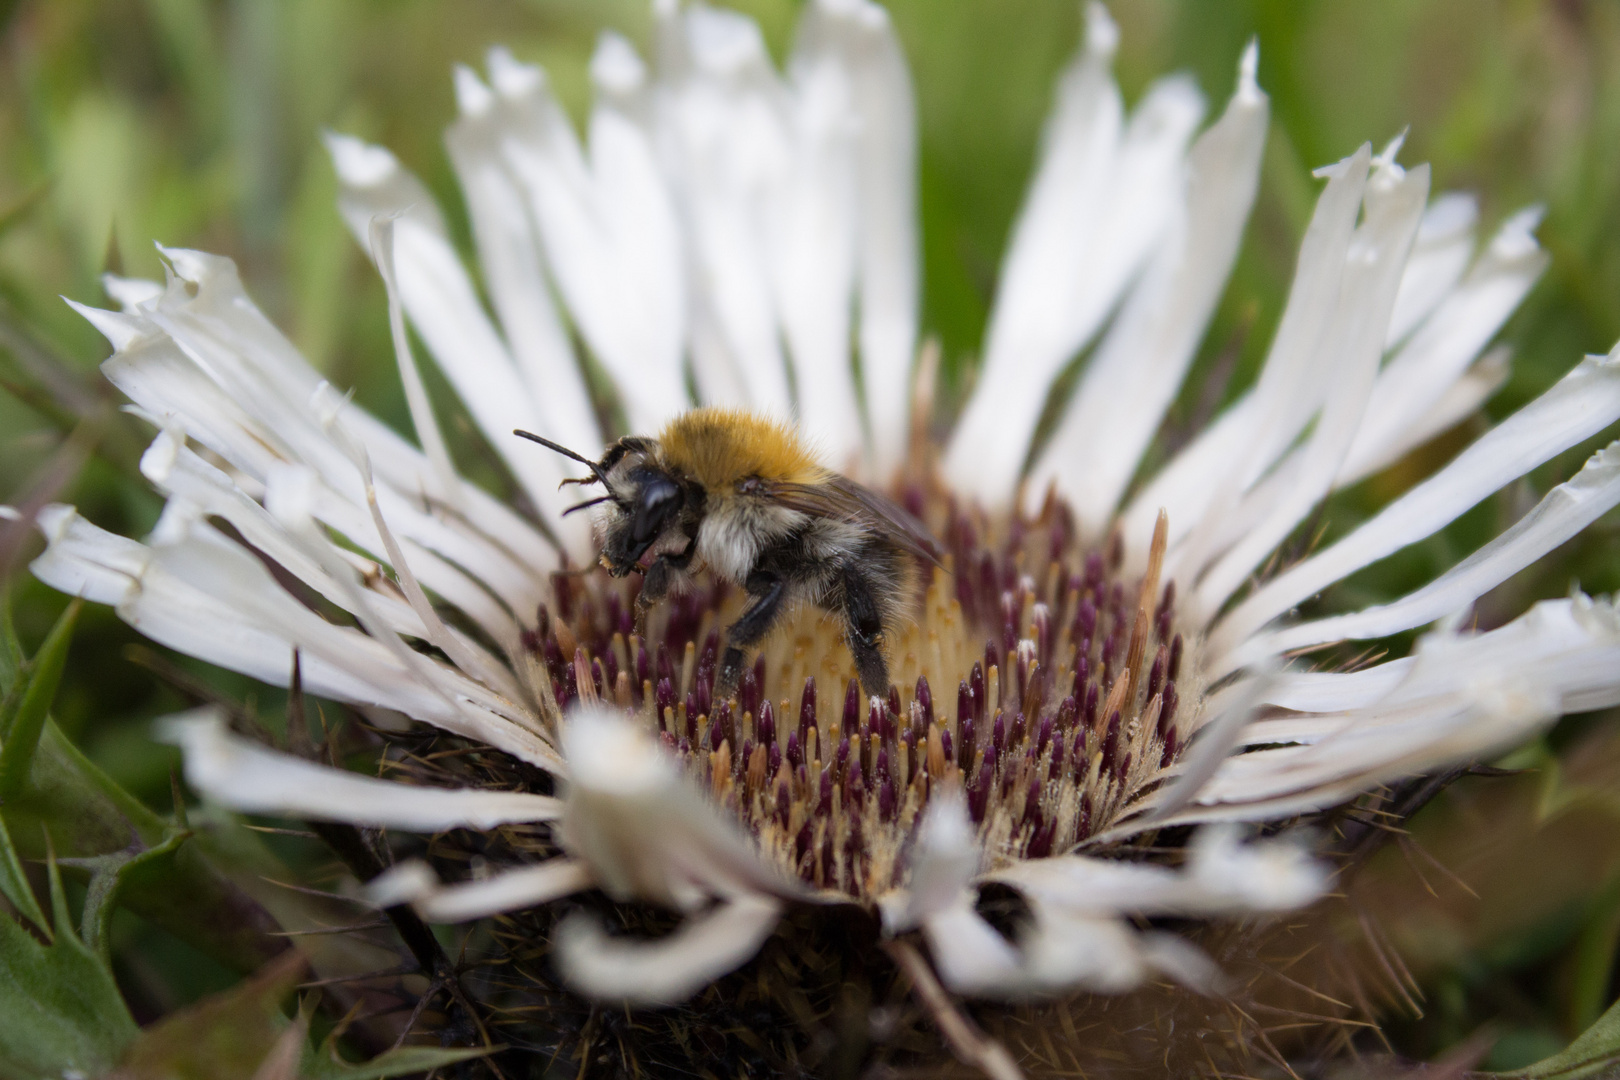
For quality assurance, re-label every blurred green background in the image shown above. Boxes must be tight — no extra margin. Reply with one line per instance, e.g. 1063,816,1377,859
2,0,1620,1070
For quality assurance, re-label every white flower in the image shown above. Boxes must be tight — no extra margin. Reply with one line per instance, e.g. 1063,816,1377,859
22,0,1620,1021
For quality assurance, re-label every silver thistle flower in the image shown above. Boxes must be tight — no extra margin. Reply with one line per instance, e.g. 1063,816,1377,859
19,0,1620,1063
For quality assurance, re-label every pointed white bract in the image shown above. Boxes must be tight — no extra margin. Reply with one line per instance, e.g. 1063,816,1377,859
32,0,1620,1014
945,3,1206,506
161,709,563,829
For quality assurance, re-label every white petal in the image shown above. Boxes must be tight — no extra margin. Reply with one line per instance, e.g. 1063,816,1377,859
102,273,164,312
1340,344,1512,486
326,134,592,557
65,298,147,350
1120,144,1373,560
1386,192,1477,347
489,48,690,433
1231,440,1620,668
1166,679,1560,823
1252,660,1414,713
990,826,1324,917
881,787,978,933
824,0,919,478
1343,206,1545,480
1031,43,1267,525
952,47,1206,506
1142,661,1276,824
32,506,562,773
942,3,1124,505
1013,903,1150,993
366,858,592,922
1190,158,1430,615
107,247,556,607
446,66,602,457
1211,344,1620,655
773,12,863,462
161,709,562,829
655,10,797,417
921,903,1027,997
560,708,800,910
555,893,782,1006
27,503,148,604
1160,597,1620,825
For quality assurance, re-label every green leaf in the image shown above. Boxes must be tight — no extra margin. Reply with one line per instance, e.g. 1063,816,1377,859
61,826,189,962
0,840,138,1080
1494,994,1620,1079
0,808,48,941
0,583,22,694
0,598,82,800
113,950,494,1080
115,951,303,1080
6,719,288,975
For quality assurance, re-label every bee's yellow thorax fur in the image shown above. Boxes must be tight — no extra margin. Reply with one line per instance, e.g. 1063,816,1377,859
659,408,828,490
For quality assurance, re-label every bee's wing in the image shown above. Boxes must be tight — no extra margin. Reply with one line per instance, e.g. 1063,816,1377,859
769,475,944,571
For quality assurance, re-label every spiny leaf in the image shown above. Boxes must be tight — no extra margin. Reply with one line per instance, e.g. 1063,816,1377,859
114,951,305,1080
0,598,82,800
1493,993,1620,1079
61,827,190,962
0,582,21,693
0,807,48,941
0,835,137,1080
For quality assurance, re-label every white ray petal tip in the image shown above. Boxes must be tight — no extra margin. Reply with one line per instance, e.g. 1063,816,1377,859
916,787,974,855
308,380,358,435
32,502,77,539
1236,38,1260,98
64,298,145,351
1191,825,1328,911
263,462,319,529
0,506,19,523
1492,203,1546,259
487,46,544,99
1375,128,1408,169
101,273,163,312
1572,590,1620,638
323,131,399,187
364,860,439,908
1419,191,1479,241
453,64,494,117
591,31,646,96
686,3,769,74
138,427,183,484
816,0,888,30
1084,1,1120,56
154,244,228,286
562,706,675,796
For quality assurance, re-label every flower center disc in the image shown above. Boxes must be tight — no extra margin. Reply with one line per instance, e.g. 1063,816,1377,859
524,487,1197,902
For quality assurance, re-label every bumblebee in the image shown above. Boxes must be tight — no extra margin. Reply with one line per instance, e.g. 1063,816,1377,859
516,409,938,700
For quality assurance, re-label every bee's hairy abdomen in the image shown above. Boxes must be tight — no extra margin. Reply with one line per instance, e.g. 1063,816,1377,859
658,408,828,492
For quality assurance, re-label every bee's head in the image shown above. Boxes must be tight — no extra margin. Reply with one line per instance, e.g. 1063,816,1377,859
514,431,697,578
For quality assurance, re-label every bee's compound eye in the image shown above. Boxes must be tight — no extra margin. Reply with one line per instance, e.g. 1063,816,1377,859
632,477,681,544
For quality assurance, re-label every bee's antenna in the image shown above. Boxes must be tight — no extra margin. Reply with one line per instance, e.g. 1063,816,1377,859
513,429,611,488
561,495,612,517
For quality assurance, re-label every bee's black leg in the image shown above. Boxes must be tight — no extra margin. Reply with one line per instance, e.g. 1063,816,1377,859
716,571,786,701
840,565,890,699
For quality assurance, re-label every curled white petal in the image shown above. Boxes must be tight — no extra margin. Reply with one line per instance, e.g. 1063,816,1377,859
161,708,562,830
555,893,783,1006
365,858,592,922
1212,343,1620,658
560,708,801,910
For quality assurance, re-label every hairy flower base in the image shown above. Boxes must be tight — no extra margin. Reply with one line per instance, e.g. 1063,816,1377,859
395,735,1412,1077
521,483,1194,902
